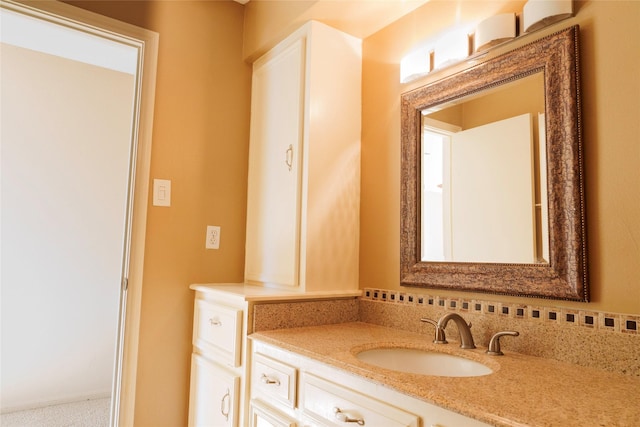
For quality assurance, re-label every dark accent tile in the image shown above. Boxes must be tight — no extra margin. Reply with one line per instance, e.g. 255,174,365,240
605,317,615,327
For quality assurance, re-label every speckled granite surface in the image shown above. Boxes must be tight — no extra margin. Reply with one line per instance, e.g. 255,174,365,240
253,298,359,331
359,299,640,377
251,322,640,427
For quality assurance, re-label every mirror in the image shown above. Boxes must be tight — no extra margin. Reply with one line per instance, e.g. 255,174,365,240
421,72,547,264
401,25,588,301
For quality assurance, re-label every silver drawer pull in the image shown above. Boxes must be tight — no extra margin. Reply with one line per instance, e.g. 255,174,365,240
209,318,222,326
260,373,280,386
285,144,293,171
334,407,365,425
220,388,230,421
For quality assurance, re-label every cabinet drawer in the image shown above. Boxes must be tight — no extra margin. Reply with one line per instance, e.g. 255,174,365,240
301,374,419,427
252,352,297,409
193,300,242,367
249,399,298,427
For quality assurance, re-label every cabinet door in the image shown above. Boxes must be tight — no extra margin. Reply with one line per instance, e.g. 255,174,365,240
245,36,306,288
188,354,240,427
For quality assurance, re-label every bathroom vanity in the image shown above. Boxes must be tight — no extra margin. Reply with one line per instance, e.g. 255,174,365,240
249,322,640,427
249,335,491,427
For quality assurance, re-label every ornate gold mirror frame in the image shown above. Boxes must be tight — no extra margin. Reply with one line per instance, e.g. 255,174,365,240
400,25,588,301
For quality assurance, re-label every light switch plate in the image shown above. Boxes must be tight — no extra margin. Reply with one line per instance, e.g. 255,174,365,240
153,179,171,207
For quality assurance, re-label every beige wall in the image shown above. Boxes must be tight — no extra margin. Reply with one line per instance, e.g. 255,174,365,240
361,0,640,314
65,1,250,426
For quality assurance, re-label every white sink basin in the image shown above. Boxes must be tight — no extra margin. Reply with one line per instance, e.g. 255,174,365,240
355,348,493,377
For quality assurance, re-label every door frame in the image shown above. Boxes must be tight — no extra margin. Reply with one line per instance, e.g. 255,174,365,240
0,1,158,425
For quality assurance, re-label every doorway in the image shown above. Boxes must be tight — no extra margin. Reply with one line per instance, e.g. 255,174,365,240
0,1,157,425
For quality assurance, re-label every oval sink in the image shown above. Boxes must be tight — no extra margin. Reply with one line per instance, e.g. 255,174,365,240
356,348,493,377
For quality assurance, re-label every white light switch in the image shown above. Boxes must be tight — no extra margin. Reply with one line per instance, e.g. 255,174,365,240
153,179,171,207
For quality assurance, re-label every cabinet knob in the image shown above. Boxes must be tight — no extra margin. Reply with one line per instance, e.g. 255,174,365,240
209,318,222,327
333,407,365,425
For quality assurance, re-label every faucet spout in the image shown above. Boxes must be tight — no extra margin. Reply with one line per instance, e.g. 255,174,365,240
437,313,476,349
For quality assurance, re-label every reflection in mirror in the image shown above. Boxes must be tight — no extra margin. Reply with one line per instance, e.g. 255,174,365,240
400,25,588,301
420,73,549,264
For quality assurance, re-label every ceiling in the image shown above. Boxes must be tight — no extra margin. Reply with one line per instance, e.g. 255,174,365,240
242,0,430,39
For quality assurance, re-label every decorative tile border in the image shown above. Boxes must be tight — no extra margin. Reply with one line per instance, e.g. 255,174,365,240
362,288,638,336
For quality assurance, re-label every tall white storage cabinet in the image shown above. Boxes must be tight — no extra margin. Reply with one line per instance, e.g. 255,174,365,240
245,21,362,292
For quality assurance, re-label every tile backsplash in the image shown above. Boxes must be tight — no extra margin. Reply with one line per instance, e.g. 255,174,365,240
362,288,639,335
361,288,640,377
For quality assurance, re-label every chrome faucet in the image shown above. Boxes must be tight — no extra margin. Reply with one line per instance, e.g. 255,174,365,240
421,313,476,349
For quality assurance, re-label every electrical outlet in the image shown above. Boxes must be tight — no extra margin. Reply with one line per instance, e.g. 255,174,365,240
206,226,220,249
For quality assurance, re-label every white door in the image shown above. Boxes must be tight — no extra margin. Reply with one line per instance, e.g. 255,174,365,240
0,2,157,424
450,113,536,263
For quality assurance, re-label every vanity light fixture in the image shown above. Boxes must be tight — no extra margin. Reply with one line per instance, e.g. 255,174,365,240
399,26,473,83
522,0,573,33
400,45,432,84
433,28,472,70
399,1,574,84
475,13,517,52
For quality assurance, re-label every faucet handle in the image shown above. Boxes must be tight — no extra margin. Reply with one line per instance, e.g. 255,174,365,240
486,331,519,355
420,317,437,327
420,318,447,343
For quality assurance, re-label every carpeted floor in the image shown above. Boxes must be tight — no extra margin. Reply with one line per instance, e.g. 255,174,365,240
0,397,110,427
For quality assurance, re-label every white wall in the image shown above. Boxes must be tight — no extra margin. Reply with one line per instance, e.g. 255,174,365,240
1,39,135,410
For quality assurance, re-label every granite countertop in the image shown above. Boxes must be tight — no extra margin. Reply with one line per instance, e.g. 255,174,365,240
250,322,640,427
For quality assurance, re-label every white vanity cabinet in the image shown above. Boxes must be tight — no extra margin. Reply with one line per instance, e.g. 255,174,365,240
250,339,491,427
188,291,244,427
188,284,360,427
245,20,362,293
